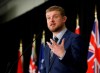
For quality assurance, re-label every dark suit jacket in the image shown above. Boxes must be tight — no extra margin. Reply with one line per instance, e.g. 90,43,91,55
41,30,87,73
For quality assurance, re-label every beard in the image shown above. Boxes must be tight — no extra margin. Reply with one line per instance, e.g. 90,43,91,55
48,24,63,32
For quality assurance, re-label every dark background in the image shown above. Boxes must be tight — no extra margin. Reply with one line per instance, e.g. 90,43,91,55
0,0,99,73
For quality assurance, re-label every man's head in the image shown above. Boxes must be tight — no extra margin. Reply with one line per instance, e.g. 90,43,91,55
46,5,65,17
46,5,67,33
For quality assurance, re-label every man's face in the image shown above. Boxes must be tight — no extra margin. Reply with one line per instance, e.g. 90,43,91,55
46,11,66,32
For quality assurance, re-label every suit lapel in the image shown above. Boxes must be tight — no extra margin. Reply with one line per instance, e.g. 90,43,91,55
59,30,71,50
45,45,50,72
49,53,56,71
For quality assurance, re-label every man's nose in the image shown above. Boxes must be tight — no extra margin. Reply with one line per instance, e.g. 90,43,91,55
50,17,54,22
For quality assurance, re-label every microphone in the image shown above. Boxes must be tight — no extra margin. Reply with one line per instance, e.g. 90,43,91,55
5,62,11,73
5,31,42,73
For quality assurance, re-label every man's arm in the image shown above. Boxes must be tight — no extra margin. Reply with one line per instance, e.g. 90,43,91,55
61,35,87,72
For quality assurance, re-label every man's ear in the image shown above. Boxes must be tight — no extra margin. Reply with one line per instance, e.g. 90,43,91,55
63,16,67,22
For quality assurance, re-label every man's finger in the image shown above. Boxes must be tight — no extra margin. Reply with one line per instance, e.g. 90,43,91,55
50,39,57,45
46,42,53,49
61,38,65,46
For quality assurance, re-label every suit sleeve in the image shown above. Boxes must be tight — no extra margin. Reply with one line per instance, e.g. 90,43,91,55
60,35,87,72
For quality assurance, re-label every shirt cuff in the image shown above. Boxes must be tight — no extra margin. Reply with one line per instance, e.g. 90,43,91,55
59,50,66,60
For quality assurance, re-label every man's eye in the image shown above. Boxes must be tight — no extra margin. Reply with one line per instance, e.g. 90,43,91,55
47,17,50,20
54,16,58,18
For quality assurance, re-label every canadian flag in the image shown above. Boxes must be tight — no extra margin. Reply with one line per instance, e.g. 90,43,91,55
29,34,37,73
17,40,23,73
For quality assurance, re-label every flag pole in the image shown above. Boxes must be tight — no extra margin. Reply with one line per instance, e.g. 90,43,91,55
95,5,97,20
42,30,45,45
76,14,79,27
75,14,80,34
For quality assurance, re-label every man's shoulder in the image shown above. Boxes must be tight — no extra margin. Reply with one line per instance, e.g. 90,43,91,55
65,30,80,37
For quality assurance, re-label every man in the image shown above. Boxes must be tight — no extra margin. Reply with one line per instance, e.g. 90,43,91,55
41,5,87,73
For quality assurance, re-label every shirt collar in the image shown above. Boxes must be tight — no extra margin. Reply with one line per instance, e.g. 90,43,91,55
53,28,67,43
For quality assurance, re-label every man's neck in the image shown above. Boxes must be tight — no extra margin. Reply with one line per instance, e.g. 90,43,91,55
53,26,67,37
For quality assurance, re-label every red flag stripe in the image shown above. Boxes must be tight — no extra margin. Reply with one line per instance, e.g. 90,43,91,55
17,51,23,73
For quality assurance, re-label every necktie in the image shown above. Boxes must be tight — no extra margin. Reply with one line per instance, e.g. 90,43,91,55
50,37,58,63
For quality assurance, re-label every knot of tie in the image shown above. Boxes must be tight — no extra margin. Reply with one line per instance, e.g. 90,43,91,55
53,37,58,43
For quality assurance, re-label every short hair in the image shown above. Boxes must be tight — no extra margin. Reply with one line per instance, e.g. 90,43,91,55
46,5,65,16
